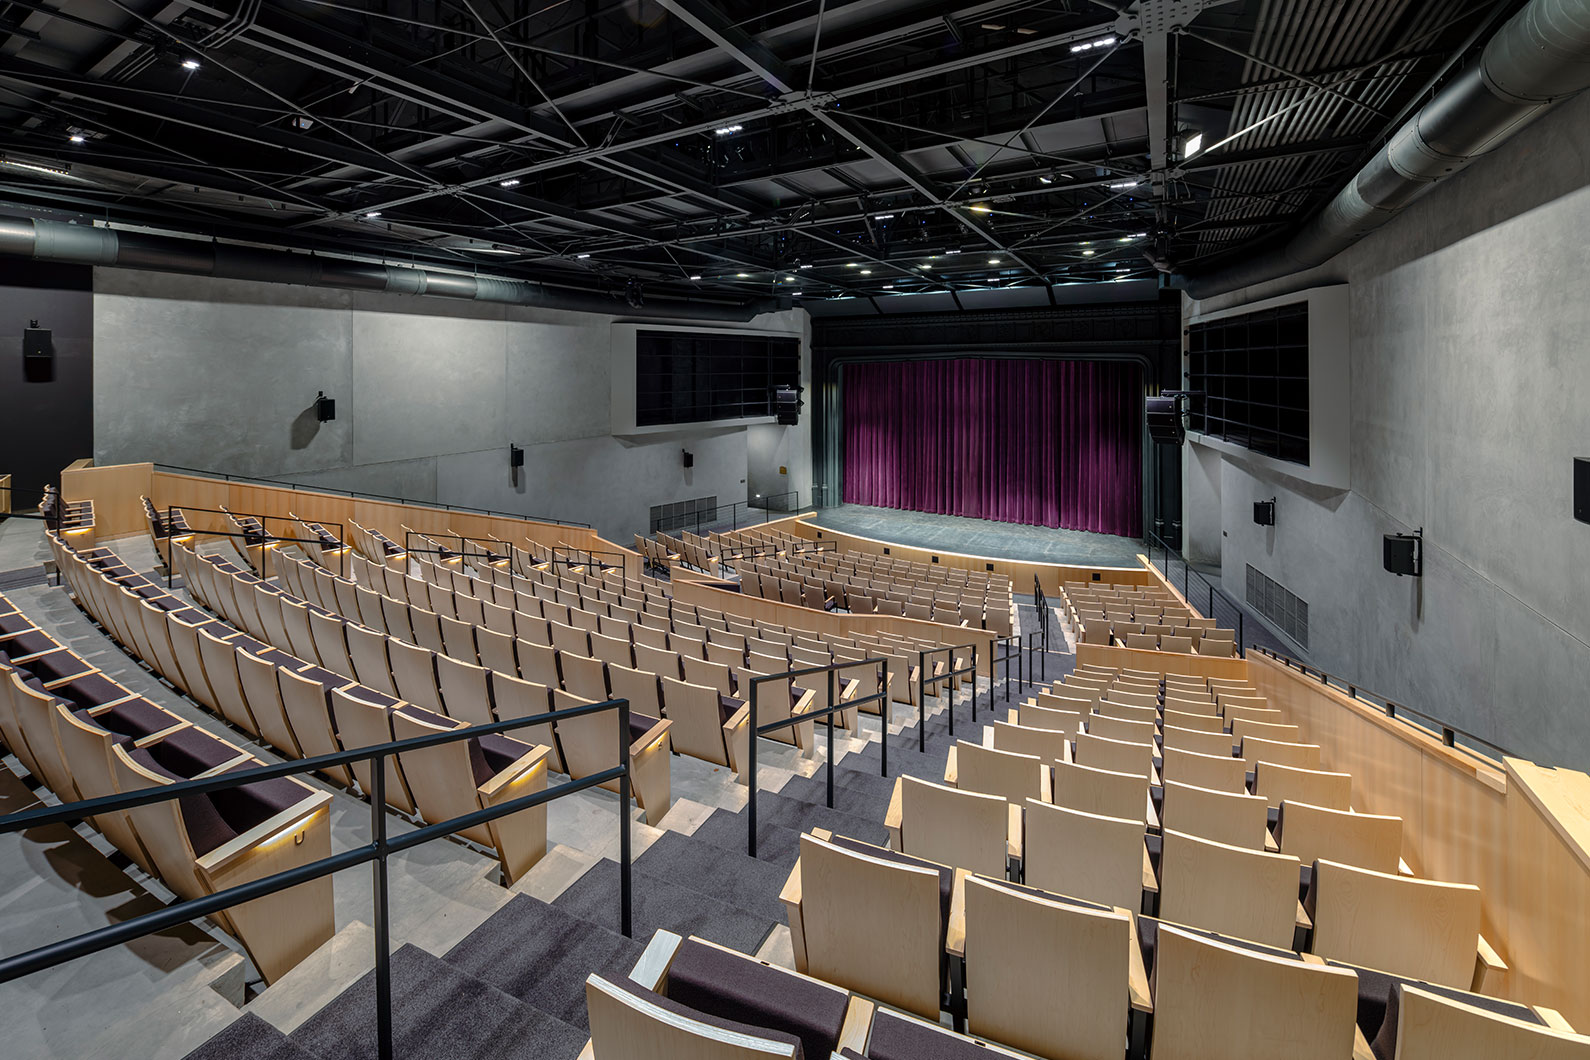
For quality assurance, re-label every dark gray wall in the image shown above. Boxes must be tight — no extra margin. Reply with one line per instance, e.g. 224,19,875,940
0,261,93,494
1182,89,1590,767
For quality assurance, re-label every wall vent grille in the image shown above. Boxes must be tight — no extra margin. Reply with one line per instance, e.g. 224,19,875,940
650,495,718,533
1245,564,1309,649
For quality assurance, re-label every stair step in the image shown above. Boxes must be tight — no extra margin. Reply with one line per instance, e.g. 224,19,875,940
634,830,791,924
180,1014,318,1060
553,859,776,957
779,765,897,807
290,943,588,1060
690,808,806,867
444,894,644,1032
744,789,890,846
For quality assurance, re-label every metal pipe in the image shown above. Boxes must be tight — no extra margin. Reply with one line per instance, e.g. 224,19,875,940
1177,0,1590,299
0,216,782,321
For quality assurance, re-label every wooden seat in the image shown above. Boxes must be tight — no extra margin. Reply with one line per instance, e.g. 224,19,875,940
1383,983,1590,1060
1052,759,1156,829
1161,707,1223,732
1161,745,1247,793
551,689,673,826
1159,723,1235,757
489,671,564,774
1241,734,1322,770
387,638,443,713
330,686,418,814
1275,801,1401,874
1095,699,1158,723
435,653,494,726
1160,779,1270,850
276,666,354,787
1073,731,1154,779
1150,922,1359,1060
1157,829,1302,949
235,650,306,758
390,706,549,884
1087,713,1156,745
962,875,1144,1060
782,832,944,1020
1232,717,1301,744
659,675,745,774
884,775,1012,880
986,720,1070,767
1307,858,1485,990
734,666,814,754
1023,800,1150,912
1017,701,1084,732
1253,761,1352,811
560,651,609,701
947,740,1049,804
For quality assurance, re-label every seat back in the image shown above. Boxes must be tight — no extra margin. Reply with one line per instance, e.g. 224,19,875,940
953,740,1045,804
1252,761,1352,811
797,833,942,1019
1240,734,1321,770
1276,801,1401,874
1309,859,1481,988
897,775,1007,879
1150,923,1358,1060
963,876,1131,1060
1073,732,1154,778
329,688,416,814
987,721,1068,766
584,975,798,1060
1086,713,1155,745
1018,702,1084,732
1158,829,1301,948
659,676,731,768
1160,746,1247,793
1232,717,1302,744
1159,724,1235,757
1051,759,1148,824
1161,779,1270,850
1389,984,1590,1060
1022,800,1146,911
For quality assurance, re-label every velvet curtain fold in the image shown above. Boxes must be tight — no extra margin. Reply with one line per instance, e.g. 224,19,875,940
841,358,1143,537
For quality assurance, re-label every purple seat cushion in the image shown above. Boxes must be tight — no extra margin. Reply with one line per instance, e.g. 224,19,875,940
295,666,350,692
600,974,805,1059
865,1009,989,1060
142,726,243,777
666,937,848,1060
0,613,35,635
718,695,744,725
24,651,94,685
54,671,134,708
468,733,535,786
629,712,661,745
96,697,179,740
127,746,241,855
2,630,57,658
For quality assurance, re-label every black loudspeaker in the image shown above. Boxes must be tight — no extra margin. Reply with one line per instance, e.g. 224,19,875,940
1253,499,1276,526
510,445,525,469
1576,458,1590,524
682,450,694,469
315,392,336,422
23,324,51,360
774,385,802,426
1145,395,1184,445
1383,530,1422,577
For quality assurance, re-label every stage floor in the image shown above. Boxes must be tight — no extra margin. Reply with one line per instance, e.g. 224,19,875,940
806,504,1146,567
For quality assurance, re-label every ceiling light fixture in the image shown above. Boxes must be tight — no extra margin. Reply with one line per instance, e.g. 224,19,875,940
1083,250,1096,256
872,213,895,221
845,262,859,268
798,264,813,269
988,257,1002,265
968,204,992,213
688,275,701,281
68,134,85,144
1070,35,1116,53
944,249,961,255
860,269,872,275
499,178,520,187
882,284,894,289
292,116,315,130
181,59,201,71
0,155,70,177
713,124,744,136
1183,132,1204,157
1038,175,1053,184
576,253,591,259
1109,180,1140,189
363,211,381,219
921,264,932,269
736,272,750,278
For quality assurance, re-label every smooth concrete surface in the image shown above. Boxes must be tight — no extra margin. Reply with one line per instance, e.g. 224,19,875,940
1183,89,1590,767
808,504,1147,566
92,271,813,540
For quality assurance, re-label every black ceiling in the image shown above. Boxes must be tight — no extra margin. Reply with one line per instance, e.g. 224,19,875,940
0,0,1511,307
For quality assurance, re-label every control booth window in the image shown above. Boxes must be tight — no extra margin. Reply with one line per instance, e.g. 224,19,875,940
636,331,800,427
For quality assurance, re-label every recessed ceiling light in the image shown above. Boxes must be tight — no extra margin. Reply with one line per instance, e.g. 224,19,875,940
1038,175,1053,184
860,269,872,275
577,253,591,259
968,204,992,213
714,124,744,136
872,213,895,221
988,257,1002,265
921,264,932,269
737,272,750,278
181,59,201,71
1016,27,1037,36
1069,35,1116,53
68,134,85,144
499,178,520,187
981,23,1005,30
846,262,858,268
1082,250,1096,256
944,249,961,255
1109,180,1140,189
798,264,813,269
363,211,381,218
882,284,894,289
688,275,701,281
784,276,796,282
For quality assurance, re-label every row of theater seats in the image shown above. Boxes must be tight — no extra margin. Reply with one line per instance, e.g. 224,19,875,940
1062,579,1237,655
170,540,661,836
742,661,1581,1060
8,540,334,985
71,531,558,890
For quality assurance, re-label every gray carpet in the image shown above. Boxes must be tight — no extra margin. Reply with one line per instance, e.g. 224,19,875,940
808,504,1146,566
289,944,589,1060
690,808,809,866
633,830,792,924
552,858,776,956
181,1014,317,1060
443,895,644,1032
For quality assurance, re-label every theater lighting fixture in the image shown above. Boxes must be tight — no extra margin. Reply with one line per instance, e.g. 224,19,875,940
499,178,520,187
1119,236,1134,243
944,249,961,255
714,124,743,135
1109,180,1140,189
846,262,859,268
859,269,872,275
988,258,1002,265
363,211,381,218
181,59,201,70
736,272,750,278
882,284,894,289
968,204,993,213
920,264,932,269
873,213,895,220
0,155,71,177
576,253,591,259
1070,35,1116,53
784,276,796,282
292,116,315,130
68,134,85,144
1183,131,1204,157
688,275,701,281
1038,175,1053,184
1082,249,1096,256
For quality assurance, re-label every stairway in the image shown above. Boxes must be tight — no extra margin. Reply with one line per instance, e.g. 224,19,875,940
180,679,1001,1060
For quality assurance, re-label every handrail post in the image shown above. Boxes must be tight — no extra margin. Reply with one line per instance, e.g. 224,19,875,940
826,668,836,809
618,696,633,938
972,644,979,720
878,660,889,777
916,649,927,753
747,683,760,857
948,648,958,737
371,752,393,1060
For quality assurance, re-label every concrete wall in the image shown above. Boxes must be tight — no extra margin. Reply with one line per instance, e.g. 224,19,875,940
0,261,94,494
92,269,810,540
1182,90,1590,767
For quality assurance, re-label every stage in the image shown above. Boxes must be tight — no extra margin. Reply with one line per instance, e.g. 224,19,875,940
805,504,1147,568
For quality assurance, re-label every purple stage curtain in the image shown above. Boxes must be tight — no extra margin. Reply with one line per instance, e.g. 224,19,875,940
842,358,1142,536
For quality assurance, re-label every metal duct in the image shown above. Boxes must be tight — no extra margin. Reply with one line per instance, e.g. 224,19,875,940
0,216,781,321
1177,0,1590,300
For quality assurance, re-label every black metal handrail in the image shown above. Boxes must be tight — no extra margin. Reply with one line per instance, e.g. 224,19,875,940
916,643,980,752
152,462,590,528
753,490,801,514
1250,646,1514,761
164,506,351,582
401,530,506,566
0,697,635,1060
744,658,891,859
1143,529,1245,656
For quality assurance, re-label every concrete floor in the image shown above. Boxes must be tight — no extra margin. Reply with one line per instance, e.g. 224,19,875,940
807,505,1148,567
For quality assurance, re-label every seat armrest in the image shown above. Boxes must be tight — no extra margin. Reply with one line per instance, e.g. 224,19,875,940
629,717,673,756
628,929,682,992
1126,911,1153,1013
1352,1024,1375,1060
1264,831,1280,853
1473,933,1507,994
131,720,192,748
791,687,817,716
1295,900,1312,931
196,788,333,875
477,745,552,800
944,744,959,786
1141,844,1159,895
884,777,904,850
838,997,875,1055
86,693,144,714
1039,765,1053,804
780,860,803,910
1007,802,1023,860
945,867,969,959
194,751,257,779
1535,1006,1575,1033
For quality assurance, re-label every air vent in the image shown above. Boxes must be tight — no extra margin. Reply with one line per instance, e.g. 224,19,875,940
649,495,718,533
1245,564,1308,649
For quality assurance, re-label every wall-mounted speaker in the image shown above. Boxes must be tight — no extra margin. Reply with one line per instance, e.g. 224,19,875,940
23,323,51,361
773,385,802,426
1145,395,1184,445
1576,458,1589,524
1253,498,1276,526
682,450,694,469
1383,529,1423,578
315,391,336,422
509,444,525,469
